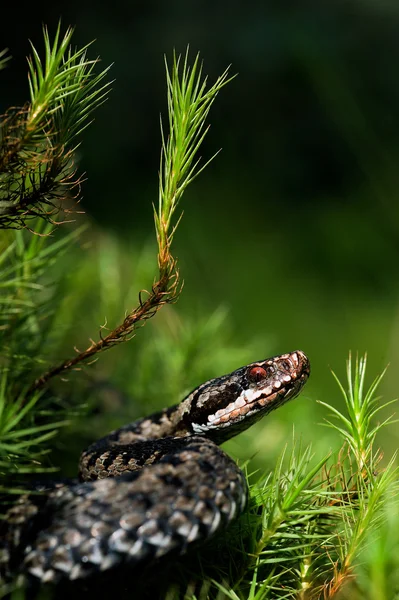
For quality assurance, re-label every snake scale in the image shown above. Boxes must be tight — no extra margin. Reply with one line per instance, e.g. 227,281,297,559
1,350,310,586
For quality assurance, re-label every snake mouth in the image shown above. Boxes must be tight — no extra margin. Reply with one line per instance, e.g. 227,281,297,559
207,374,307,427
190,350,310,435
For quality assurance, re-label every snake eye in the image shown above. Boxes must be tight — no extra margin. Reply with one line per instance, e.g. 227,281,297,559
247,366,268,383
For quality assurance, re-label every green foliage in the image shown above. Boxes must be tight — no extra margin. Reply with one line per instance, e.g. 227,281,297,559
0,222,82,369
0,384,67,483
157,51,232,254
348,496,399,600
0,50,10,72
319,355,396,469
0,221,83,480
27,26,111,151
0,25,111,228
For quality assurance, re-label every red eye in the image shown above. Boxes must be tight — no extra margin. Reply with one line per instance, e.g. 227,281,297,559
248,366,268,383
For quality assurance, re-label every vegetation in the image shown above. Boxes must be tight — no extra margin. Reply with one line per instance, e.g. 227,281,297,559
0,26,398,600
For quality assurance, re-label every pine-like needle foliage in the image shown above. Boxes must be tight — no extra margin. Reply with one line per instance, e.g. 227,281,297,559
0,50,10,72
0,221,83,482
157,51,232,263
0,25,111,228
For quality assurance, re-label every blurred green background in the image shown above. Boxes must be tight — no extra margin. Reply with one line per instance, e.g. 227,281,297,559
2,1,399,471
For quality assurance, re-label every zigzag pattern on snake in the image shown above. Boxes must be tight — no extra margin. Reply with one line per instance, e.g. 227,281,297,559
1,350,310,584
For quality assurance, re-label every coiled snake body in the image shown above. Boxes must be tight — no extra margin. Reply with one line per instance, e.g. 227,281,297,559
2,350,310,584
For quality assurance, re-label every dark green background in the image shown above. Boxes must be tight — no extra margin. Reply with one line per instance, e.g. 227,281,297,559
3,1,399,459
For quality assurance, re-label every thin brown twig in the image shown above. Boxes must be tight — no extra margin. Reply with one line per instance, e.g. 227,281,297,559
27,251,180,395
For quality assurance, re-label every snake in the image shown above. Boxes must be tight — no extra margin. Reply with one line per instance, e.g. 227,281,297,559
1,350,310,586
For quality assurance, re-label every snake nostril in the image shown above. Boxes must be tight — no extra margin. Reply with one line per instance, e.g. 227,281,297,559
279,360,292,372
296,350,310,374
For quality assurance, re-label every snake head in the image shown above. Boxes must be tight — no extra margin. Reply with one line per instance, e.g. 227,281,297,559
187,350,310,443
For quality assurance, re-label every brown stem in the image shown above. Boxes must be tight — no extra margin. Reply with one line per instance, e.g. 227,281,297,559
27,258,179,395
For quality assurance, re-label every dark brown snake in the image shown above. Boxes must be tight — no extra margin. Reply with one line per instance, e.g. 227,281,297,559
1,350,310,585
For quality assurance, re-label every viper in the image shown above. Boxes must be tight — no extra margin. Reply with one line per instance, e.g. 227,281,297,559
1,350,310,584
